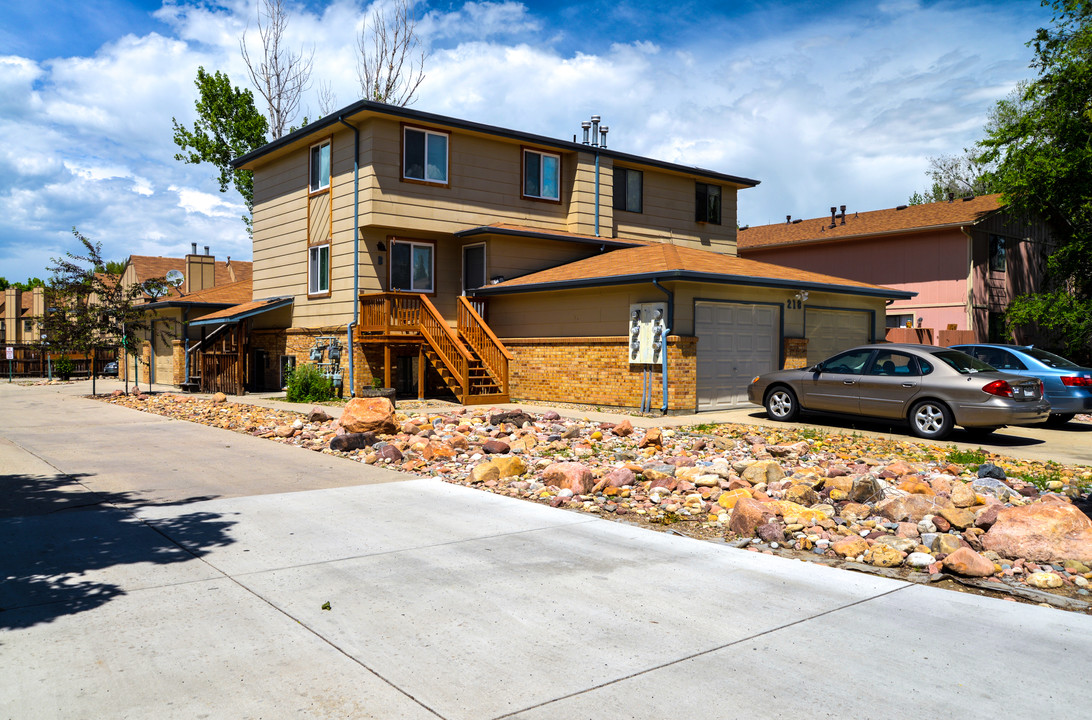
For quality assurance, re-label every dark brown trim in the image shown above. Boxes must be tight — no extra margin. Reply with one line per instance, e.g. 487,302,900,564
400,122,450,188
520,146,563,204
386,235,438,297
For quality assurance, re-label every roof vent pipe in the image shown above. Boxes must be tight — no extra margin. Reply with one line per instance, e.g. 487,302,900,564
591,115,600,148
580,121,591,145
786,215,792,224
830,206,837,229
840,205,847,225
599,125,608,149
191,242,197,255
204,245,210,256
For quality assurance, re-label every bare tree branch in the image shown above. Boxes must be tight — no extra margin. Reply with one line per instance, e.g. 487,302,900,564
357,0,428,107
316,80,337,117
240,0,313,138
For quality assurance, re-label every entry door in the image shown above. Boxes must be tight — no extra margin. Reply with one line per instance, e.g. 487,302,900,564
462,243,486,294
696,302,779,411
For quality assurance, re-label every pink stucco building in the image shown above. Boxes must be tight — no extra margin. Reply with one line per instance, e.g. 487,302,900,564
738,195,1052,343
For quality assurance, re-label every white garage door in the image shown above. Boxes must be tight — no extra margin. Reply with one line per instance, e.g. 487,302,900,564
696,302,779,411
805,308,872,364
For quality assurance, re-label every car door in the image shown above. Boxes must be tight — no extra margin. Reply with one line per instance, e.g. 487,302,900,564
799,348,874,414
857,350,922,419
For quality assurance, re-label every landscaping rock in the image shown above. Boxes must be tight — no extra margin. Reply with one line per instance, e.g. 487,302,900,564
339,397,397,435
942,547,995,577
329,432,376,452
543,462,594,495
982,502,1092,563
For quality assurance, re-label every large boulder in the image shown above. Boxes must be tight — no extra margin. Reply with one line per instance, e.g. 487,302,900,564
339,397,396,435
942,547,995,577
542,462,594,495
981,502,1092,563
728,498,775,537
875,494,949,523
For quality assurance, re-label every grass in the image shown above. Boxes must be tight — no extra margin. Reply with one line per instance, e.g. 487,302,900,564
946,446,988,466
1013,461,1066,491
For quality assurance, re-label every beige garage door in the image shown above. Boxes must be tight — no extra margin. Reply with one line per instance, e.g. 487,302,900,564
696,301,779,411
805,308,872,364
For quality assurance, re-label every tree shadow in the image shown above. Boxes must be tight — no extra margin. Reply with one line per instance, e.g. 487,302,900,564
0,471,235,631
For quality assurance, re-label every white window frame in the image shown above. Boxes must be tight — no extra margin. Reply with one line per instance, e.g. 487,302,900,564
402,127,449,184
522,148,561,201
308,243,330,295
390,240,435,293
309,141,331,192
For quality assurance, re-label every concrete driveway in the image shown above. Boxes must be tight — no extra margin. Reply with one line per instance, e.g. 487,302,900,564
2,381,1091,719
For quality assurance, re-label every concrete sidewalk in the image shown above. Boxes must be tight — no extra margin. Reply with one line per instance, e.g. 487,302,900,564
2,381,1090,718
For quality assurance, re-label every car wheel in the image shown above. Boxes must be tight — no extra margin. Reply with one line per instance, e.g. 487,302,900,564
1046,413,1075,426
765,386,799,422
908,400,953,440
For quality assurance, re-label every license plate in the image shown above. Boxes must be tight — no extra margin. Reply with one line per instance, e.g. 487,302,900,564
1020,386,1035,398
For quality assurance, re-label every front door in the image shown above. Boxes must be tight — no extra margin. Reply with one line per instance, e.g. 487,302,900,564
462,243,486,294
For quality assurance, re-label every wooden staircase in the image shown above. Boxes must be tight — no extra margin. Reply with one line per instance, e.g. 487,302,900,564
358,292,511,404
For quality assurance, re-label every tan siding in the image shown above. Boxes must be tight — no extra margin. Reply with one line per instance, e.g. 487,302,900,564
615,171,737,252
486,236,603,282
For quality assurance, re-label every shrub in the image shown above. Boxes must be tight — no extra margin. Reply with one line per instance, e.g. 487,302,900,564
55,355,75,377
285,363,335,403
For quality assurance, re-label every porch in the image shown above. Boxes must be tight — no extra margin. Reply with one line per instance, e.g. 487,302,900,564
358,292,511,405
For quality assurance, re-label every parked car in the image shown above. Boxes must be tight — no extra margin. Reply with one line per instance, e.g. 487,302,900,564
100,361,118,377
949,343,1092,424
747,343,1050,440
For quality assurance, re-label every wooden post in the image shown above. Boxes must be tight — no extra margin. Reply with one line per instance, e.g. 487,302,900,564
383,344,391,389
237,323,245,395
417,343,425,399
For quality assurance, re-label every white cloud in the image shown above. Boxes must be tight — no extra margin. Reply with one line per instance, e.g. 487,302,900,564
169,185,245,218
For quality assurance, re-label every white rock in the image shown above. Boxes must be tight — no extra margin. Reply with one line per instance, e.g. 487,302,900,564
906,552,936,569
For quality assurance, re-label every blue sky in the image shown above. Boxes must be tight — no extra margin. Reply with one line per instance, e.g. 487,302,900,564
0,0,1053,283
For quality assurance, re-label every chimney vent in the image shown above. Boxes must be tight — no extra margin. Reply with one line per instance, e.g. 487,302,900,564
786,215,792,224
204,245,210,256
830,206,837,229
839,205,847,225
191,242,197,255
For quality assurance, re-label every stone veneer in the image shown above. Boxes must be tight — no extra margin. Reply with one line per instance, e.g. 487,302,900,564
502,336,698,414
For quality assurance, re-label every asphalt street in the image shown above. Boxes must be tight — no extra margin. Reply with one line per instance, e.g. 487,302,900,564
2,380,1090,719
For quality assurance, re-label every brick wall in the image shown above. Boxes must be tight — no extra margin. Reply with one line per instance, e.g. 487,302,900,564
783,338,809,369
503,336,698,413
171,341,185,385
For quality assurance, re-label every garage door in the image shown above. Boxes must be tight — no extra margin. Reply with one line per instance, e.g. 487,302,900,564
696,302,779,411
805,308,872,364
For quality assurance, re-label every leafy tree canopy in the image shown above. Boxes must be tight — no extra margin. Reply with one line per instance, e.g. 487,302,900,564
978,0,1092,361
0,277,47,292
172,67,268,232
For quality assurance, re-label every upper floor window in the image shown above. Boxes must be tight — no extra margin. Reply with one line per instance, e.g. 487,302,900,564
613,167,643,213
310,141,330,192
989,234,1007,272
523,149,560,201
390,240,434,293
308,244,329,295
23,319,33,333
403,127,448,184
695,182,721,224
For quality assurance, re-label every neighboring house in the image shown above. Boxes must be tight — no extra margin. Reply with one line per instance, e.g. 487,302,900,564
203,101,910,411
737,195,1052,345
117,248,253,386
1,287,44,345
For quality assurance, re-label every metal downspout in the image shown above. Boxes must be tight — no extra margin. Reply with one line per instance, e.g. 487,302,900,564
594,148,600,237
339,117,361,396
652,279,675,414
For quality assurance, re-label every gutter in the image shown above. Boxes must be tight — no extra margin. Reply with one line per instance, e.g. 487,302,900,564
740,214,997,253
339,116,361,397
471,270,916,300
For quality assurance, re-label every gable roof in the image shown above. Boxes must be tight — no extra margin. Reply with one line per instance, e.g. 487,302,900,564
231,100,760,189
471,243,912,299
737,194,1002,250
140,279,254,309
126,255,253,299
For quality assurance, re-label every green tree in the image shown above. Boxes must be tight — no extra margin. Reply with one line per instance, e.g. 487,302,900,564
172,67,268,235
45,229,160,395
908,148,997,205
978,0,1092,362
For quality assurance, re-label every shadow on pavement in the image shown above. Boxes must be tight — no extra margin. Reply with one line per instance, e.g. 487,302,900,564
0,471,234,631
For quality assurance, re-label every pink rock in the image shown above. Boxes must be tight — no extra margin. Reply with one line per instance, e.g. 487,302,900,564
982,502,1092,563
942,547,996,577
895,522,920,539
729,498,775,537
612,419,634,437
593,468,635,493
875,494,949,523
338,397,396,435
542,462,594,495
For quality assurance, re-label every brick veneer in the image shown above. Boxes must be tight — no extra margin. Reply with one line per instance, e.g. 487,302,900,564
502,336,698,413
783,338,809,369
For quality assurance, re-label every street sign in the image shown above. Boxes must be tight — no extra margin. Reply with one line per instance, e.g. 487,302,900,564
5,347,12,360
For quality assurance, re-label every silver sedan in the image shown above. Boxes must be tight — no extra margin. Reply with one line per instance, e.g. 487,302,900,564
746,343,1051,440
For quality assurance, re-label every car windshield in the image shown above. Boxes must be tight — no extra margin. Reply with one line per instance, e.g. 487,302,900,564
1023,347,1081,369
931,349,995,374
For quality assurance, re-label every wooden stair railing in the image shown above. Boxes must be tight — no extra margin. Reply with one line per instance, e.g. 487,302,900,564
456,296,512,397
358,292,510,403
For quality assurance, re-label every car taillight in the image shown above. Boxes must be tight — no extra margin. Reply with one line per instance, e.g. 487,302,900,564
1061,376,1092,387
982,380,1014,397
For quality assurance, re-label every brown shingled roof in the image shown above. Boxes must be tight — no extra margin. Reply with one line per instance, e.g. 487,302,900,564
191,296,292,325
737,194,1001,250
144,279,254,307
476,243,910,298
127,255,253,299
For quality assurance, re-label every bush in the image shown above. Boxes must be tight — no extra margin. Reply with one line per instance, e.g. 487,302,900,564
285,363,335,403
55,355,75,377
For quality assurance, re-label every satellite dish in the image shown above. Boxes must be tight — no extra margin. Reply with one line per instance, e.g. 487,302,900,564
165,269,185,288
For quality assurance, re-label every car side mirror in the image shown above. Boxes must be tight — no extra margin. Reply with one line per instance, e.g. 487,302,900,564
809,364,823,373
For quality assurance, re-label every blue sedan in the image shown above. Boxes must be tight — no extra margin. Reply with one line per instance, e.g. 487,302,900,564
950,344,1092,424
